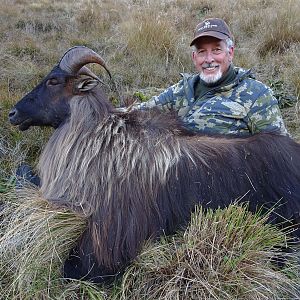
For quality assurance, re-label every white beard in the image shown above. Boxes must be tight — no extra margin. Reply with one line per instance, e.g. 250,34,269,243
200,68,223,84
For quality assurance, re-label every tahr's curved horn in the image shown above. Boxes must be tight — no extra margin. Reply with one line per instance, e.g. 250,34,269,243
78,66,101,81
58,46,111,78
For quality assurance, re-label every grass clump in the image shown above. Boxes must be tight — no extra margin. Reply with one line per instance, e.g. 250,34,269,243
1,194,300,299
0,186,90,299
257,1,300,57
119,204,300,300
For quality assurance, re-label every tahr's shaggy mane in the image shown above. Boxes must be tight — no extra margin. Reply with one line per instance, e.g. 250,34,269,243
9,46,300,283
39,91,300,282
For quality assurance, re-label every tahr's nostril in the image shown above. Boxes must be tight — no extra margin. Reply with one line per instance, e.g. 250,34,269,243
9,108,17,118
8,108,18,120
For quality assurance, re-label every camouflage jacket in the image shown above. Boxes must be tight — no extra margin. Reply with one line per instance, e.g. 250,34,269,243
137,68,288,136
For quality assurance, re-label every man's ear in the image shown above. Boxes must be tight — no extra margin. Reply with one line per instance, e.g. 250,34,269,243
228,46,234,62
75,76,100,92
191,51,197,66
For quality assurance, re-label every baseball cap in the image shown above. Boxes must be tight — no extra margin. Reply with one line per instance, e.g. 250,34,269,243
190,18,233,46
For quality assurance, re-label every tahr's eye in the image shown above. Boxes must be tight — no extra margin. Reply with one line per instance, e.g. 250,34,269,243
47,78,60,86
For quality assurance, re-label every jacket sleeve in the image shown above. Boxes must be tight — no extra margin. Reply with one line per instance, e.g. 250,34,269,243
247,87,288,135
135,80,185,111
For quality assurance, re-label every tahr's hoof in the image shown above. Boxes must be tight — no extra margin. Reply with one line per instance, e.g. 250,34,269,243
15,164,40,188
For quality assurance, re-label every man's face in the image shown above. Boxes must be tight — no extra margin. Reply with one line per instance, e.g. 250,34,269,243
192,36,234,84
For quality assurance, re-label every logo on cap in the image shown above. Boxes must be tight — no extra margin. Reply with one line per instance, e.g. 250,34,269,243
198,21,218,32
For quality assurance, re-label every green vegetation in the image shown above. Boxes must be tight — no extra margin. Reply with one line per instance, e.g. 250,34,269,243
0,0,299,299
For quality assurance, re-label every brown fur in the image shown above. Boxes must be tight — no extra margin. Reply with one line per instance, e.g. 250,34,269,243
36,85,300,282
9,47,300,282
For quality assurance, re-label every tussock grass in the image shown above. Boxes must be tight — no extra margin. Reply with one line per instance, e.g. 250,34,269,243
256,2,300,57
119,13,186,86
1,196,299,300
119,205,300,300
0,193,299,299
0,187,88,299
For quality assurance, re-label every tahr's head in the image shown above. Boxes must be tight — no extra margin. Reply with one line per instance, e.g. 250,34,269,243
9,46,111,130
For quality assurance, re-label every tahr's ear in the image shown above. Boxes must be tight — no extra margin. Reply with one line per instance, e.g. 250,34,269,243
75,77,100,92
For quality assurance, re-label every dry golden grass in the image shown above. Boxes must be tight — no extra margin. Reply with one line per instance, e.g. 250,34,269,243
1,0,299,93
0,187,90,299
1,194,299,300
0,0,299,298
256,3,300,57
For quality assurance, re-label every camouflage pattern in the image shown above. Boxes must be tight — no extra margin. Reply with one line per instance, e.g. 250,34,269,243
136,67,288,136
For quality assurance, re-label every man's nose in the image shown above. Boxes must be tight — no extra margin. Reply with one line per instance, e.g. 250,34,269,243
204,51,214,63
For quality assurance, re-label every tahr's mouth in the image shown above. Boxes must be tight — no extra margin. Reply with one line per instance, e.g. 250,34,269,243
11,118,33,131
19,119,33,131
